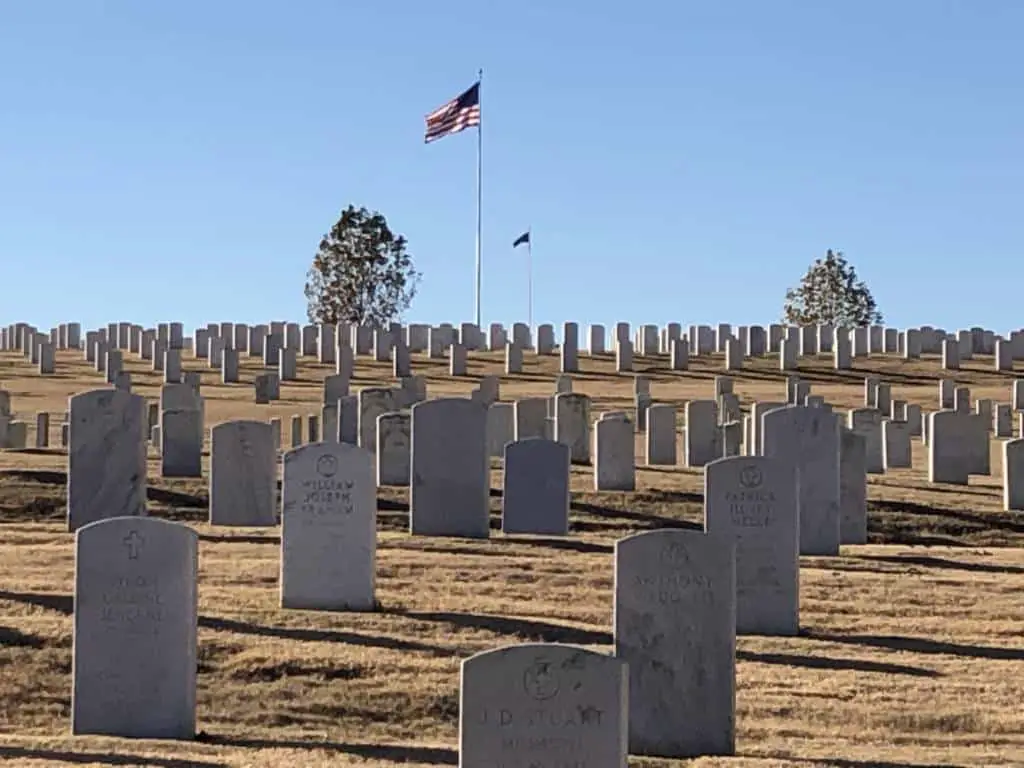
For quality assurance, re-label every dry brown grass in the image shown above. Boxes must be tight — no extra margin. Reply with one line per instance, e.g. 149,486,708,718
1,346,1023,767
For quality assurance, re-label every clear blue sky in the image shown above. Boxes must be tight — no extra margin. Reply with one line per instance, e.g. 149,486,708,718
2,2,1022,333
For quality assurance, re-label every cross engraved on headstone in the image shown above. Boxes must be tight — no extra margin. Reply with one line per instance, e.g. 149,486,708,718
122,530,144,560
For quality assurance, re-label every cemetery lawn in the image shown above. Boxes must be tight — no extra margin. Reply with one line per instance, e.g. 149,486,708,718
1,349,1023,767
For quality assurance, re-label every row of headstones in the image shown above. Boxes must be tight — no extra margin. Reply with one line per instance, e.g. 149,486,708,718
9,318,1024,359
66,377,870,553
10,319,1024,380
70,449,812,759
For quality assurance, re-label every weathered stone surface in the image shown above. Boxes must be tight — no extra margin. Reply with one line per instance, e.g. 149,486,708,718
762,405,841,555
280,442,376,610
553,393,591,463
593,415,634,490
358,387,401,452
684,400,718,467
502,439,570,535
645,403,676,465
705,455,798,636
847,408,884,474
161,408,202,478
928,410,970,484
410,398,489,538
839,428,867,544
72,517,197,738
615,529,735,757
883,419,912,469
459,644,627,768
514,397,548,441
209,420,276,526
67,389,147,532
376,411,411,487
1003,439,1024,511
487,402,514,458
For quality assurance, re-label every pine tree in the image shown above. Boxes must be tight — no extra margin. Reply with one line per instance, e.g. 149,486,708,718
783,250,882,326
305,205,420,326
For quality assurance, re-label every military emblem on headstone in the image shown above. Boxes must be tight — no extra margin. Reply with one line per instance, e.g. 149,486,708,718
316,454,338,478
522,658,560,700
739,464,763,489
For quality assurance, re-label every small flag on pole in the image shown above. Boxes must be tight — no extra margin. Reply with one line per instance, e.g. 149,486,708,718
513,231,530,248
424,82,481,144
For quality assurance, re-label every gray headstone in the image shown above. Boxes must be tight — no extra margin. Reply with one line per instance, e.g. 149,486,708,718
358,387,400,452
1003,439,1024,511
280,442,376,610
486,402,514,458
705,455,798,635
72,517,197,738
67,389,147,532
502,439,570,535
513,397,548,441
410,398,489,538
684,400,718,467
928,410,970,484
459,644,627,767
593,415,635,490
614,529,735,757
209,420,276,526
161,409,202,478
376,411,411,487
762,405,840,556
839,428,868,545
553,392,591,464
645,403,676,466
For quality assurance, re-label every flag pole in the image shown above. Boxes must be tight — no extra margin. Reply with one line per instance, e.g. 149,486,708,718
527,227,533,329
474,68,483,328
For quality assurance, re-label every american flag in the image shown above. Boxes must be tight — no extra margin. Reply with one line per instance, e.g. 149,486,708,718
424,82,480,144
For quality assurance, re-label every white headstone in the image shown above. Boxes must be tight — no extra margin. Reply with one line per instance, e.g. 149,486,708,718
209,420,276,526
280,442,376,610
459,644,628,768
67,389,147,532
72,517,197,738
502,439,570,535
705,455,798,635
615,529,735,757
410,398,489,538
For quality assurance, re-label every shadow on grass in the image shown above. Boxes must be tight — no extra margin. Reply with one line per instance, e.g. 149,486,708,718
385,609,612,645
494,536,613,555
737,650,939,678
197,735,456,764
197,533,279,546
571,499,701,529
809,631,1024,662
0,468,65,485
855,553,1024,575
873,498,1024,535
198,615,449,657
789,757,967,768
0,590,72,615
0,747,226,768
147,486,207,509
0,625,47,648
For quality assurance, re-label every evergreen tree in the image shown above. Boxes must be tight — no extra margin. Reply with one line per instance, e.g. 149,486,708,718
305,205,420,326
783,250,882,326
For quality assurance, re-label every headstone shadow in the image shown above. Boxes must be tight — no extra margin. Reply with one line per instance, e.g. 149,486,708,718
0,747,227,768
0,589,72,615
736,649,939,678
197,615,449,657
383,609,612,646
195,736,456,765
806,631,1024,662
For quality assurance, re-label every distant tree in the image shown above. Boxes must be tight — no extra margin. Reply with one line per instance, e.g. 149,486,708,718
782,250,882,326
305,205,420,326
